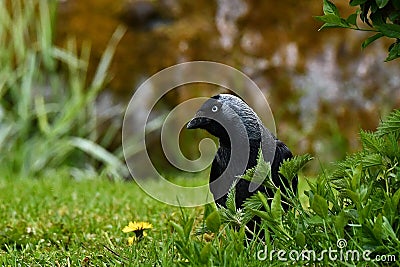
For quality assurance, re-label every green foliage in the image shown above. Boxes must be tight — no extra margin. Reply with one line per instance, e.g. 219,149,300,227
205,210,221,233
170,109,400,265
327,109,400,250
217,186,248,229
279,154,313,182
0,0,126,179
304,109,399,261
240,149,312,189
377,109,400,137
237,149,272,187
316,0,400,61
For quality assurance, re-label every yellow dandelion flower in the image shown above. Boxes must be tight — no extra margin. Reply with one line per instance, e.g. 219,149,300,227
122,221,153,233
123,221,153,242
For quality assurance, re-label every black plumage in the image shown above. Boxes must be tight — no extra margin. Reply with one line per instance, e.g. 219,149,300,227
187,94,297,218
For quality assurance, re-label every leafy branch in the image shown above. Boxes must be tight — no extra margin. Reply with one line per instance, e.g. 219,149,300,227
316,0,400,61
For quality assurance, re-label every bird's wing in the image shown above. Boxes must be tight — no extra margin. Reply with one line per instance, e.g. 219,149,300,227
209,147,231,207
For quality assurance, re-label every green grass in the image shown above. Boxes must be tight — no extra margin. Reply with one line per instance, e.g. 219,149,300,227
0,176,200,265
0,171,398,266
0,173,316,267
0,175,309,266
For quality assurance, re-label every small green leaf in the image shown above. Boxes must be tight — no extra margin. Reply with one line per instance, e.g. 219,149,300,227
206,210,221,233
350,0,368,6
307,215,325,224
311,194,328,218
257,191,270,212
315,12,352,31
199,243,212,264
251,209,275,224
350,165,362,190
323,0,340,15
204,203,217,219
315,14,342,25
383,197,393,218
34,96,50,135
334,211,347,237
318,23,343,31
377,24,400,38
271,189,282,224
346,13,358,26
385,41,400,61
376,0,389,8
295,232,306,247
242,194,262,224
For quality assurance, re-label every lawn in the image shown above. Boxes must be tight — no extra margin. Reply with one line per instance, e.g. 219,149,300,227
2,170,398,266
0,175,313,266
0,176,200,266
3,175,308,266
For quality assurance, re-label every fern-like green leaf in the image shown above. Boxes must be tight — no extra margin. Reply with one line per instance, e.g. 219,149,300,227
384,133,400,159
377,109,400,137
218,205,245,227
359,130,385,154
330,152,363,180
242,193,263,224
279,154,313,181
216,184,243,227
362,153,383,168
251,152,271,186
226,184,236,213
238,148,272,190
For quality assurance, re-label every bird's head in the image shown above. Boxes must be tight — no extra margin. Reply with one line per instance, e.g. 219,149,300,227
187,94,262,145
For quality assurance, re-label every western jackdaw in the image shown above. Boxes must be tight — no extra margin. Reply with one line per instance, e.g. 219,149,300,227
187,94,297,212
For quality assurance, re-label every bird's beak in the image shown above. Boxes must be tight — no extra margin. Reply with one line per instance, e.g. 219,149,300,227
187,116,211,129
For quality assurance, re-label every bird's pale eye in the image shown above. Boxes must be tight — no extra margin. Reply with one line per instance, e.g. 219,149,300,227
211,105,218,113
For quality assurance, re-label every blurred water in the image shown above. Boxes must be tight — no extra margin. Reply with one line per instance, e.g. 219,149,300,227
216,0,248,50
57,0,400,168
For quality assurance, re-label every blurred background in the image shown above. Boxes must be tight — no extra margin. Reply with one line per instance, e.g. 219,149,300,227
57,0,400,171
1,0,399,179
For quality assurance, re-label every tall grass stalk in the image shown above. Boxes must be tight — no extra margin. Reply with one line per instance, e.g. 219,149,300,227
0,0,126,179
